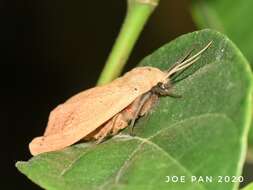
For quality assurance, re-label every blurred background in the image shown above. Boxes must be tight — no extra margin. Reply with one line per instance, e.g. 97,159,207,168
2,0,252,189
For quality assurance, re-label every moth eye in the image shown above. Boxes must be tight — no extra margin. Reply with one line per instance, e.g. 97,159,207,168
159,83,167,90
157,82,163,88
134,87,138,91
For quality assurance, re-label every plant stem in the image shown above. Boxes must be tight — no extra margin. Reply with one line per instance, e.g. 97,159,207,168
97,0,159,85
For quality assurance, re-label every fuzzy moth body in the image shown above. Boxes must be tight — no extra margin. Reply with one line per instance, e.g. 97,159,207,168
29,42,212,156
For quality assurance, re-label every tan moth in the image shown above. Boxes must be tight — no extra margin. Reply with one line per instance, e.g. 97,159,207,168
29,41,212,156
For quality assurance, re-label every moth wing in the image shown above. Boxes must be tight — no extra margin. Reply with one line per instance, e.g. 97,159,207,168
29,79,143,155
44,81,140,136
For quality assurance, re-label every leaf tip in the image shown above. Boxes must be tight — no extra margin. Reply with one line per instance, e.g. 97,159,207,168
15,161,28,173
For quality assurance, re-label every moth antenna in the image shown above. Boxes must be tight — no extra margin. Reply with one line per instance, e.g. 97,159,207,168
165,48,195,75
164,41,212,79
180,48,195,63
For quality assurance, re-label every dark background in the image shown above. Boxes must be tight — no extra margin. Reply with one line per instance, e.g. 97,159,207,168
2,0,252,189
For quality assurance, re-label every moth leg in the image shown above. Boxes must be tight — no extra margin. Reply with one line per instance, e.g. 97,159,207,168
111,114,128,136
152,82,182,98
128,92,153,136
139,94,159,116
95,113,128,144
94,115,118,144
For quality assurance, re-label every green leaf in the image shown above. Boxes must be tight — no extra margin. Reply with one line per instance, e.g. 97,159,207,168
241,182,253,190
16,29,252,190
191,0,253,65
191,0,253,165
247,124,253,162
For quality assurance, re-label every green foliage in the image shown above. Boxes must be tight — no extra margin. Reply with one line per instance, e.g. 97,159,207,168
191,0,253,168
242,182,253,190
250,123,253,155
16,29,252,190
191,0,253,64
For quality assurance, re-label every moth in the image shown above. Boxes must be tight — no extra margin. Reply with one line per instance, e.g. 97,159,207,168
29,41,212,156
